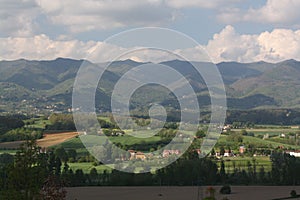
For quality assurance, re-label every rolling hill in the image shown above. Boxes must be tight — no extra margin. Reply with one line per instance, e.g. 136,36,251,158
0,58,300,114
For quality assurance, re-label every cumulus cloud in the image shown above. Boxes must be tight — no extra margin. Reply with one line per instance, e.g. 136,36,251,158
166,0,239,9
0,34,179,62
206,25,300,63
0,34,126,62
0,0,242,37
0,0,40,36
218,0,300,26
2,26,300,63
36,0,178,33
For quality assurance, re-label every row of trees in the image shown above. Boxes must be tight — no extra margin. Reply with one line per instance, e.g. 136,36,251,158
1,139,300,199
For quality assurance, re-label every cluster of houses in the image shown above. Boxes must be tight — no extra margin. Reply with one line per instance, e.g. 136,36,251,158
128,149,183,160
127,147,246,161
127,146,300,161
214,146,246,158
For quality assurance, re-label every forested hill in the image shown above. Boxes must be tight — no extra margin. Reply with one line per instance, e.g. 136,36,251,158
0,58,300,113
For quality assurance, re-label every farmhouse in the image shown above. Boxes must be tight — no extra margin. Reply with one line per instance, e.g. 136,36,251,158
286,150,300,157
128,150,146,160
162,150,180,157
224,150,231,157
239,146,246,154
222,125,231,133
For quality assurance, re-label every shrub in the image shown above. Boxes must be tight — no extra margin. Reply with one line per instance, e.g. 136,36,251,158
290,190,297,198
220,185,231,195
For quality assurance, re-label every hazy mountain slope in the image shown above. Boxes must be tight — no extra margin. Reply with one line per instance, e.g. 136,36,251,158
0,58,300,113
230,59,300,108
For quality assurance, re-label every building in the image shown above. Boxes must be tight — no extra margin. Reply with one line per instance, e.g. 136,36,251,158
224,150,231,157
222,125,231,133
239,146,246,154
128,150,146,160
162,150,180,158
286,150,300,157
135,152,146,160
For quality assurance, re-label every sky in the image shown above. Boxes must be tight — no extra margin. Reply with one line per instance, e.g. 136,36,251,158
1,0,300,63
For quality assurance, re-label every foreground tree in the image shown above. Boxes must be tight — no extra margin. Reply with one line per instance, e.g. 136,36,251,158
0,139,66,200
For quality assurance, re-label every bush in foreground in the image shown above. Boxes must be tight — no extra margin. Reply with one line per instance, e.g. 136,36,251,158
220,185,231,195
290,190,297,198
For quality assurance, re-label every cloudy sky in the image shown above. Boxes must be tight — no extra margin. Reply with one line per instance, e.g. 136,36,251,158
1,0,300,63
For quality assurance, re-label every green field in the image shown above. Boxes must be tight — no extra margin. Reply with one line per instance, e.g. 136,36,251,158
234,127,300,136
68,162,113,174
54,135,162,149
24,118,51,129
217,135,299,150
216,156,272,173
0,149,18,154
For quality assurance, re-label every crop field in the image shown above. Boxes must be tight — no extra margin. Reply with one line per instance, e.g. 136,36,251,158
234,127,300,136
36,132,79,148
68,162,113,174
217,135,299,150
0,140,24,149
56,134,163,149
0,132,79,150
216,156,272,173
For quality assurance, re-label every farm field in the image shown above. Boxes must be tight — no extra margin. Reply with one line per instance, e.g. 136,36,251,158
0,132,79,149
233,127,300,136
54,134,163,149
68,162,113,174
217,135,299,149
217,156,272,173
36,132,79,148
66,186,300,200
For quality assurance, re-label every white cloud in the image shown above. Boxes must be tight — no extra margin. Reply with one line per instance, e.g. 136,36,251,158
0,0,40,36
2,26,300,63
36,0,177,33
218,0,300,26
166,0,239,9
0,34,184,62
0,35,126,62
206,25,300,63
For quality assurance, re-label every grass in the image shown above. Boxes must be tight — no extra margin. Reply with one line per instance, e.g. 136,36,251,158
55,134,162,148
217,135,300,150
233,128,300,136
243,136,300,149
24,118,51,129
216,156,272,173
109,134,162,146
0,149,18,154
67,162,113,174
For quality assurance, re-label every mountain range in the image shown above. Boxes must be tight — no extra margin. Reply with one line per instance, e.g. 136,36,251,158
0,58,299,114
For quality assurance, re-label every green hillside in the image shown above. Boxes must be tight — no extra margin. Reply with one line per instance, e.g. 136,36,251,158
1,58,300,113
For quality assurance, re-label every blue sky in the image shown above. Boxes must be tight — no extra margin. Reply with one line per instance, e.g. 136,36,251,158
1,0,300,63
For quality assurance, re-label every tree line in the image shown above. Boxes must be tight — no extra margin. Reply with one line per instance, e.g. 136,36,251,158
1,139,300,199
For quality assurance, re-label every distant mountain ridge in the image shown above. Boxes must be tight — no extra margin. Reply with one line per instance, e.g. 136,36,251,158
0,58,299,114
